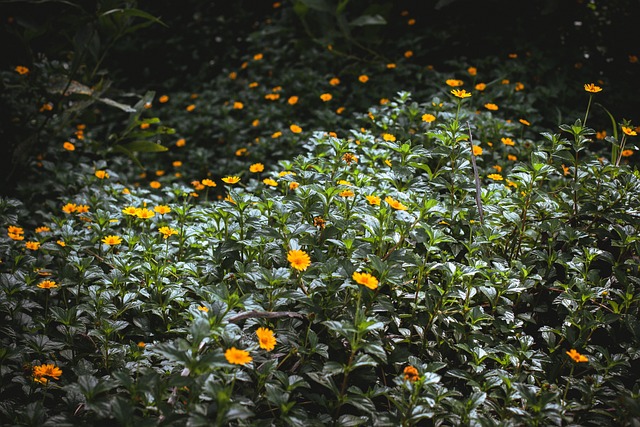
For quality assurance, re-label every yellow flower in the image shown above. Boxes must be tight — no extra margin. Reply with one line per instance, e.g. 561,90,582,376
250,163,265,173
382,133,396,142
102,235,122,245
272,131,282,139
15,66,30,75
289,181,299,190
329,77,340,86
446,79,464,87
35,226,50,233
158,226,178,239
352,271,379,290
197,305,209,312
256,327,276,351
566,349,588,363
33,364,62,384
63,141,75,151
253,52,263,60
403,365,420,382
122,206,138,216
366,195,381,206
263,178,278,187
384,196,407,211
501,137,515,146
265,93,280,101
422,113,436,123
95,170,109,179
225,347,252,365
154,205,171,215
136,208,155,219
288,96,298,105
287,249,311,271
339,189,355,197
622,126,637,136
451,89,472,98
191,180,205,191
484,103,498,111
233,101,244,109
584,83,603,93
336,106,345,114
515,82,525,91
320,93,333,102
222,176,240,184
487,173,504,181
149,181,161,189
37,280,57,289
176,138,186,147
137,341,146,348
57,240,66,247
337,180,352,186
358,74,369,83
386,63,396,69
508,154,518,161
472,145,483,156
201,179,217,187
159,95,169,103
290,124,302,133
186,104,196,112
475,82,487,91
519,119,531,126
25,241,40,250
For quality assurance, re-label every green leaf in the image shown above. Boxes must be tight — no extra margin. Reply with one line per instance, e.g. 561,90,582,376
349,14,386,27
119,140,168,153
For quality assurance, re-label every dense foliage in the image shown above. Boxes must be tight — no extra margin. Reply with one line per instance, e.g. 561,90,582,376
1,1,639,425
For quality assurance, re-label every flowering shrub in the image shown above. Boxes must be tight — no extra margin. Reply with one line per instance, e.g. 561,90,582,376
1,2,639,426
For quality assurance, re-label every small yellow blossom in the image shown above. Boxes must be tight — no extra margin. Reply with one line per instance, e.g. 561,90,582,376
487,173,504,181
63,141,75,151
102,235,122,245
37,280,57,289
385,196,407,210
584,83,603,93
320,93,333,102
501,137,515,146
290,124,302,133
358,74,369,83
484,103,498,111
451,89,472,98
446,79,464,87
154,205,171,214
366,195,381,205
250,163,265,173
222,176,240,184
403,365,420,382
263,178,278,187
256,327,276,351
158,226,178,239
422,114,436,123
225,347,252,365
566,349,588,363
382,133,396,142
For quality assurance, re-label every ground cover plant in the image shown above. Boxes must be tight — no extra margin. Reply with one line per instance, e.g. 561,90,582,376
1,1,640,425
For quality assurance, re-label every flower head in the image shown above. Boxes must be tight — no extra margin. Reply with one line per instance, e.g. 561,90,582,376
382,133,396,142
287,249,311,271
487,173,504,181
95,170,109,179
352,271,379,290
451,89,472,99
422,114,436,123
154,205,171,214
320,93,333,102
622,126,637,136
446,79,464,87
102,235,122,246
290,124,302,133
225,347,252,365
201,179,217,187
366,195,381,206
33,364,62,384
37,280,58,289
136,208,155,219
256,327,277,351
222,176,240,184
63,141,75,151
358,74,369,83
403,365,420,382
25,241,40,251
15,66,30,75
158,226,178,239
385,196,408,211
566,349,588,363
472,145,483,156
584,83,603,93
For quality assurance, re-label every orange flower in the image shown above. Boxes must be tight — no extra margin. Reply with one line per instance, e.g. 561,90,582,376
256,327,276,351
95,170,109,179
15,66,30,75
290,124,302,133
225,347,252,365
501,137,515,146
250,163,265,173
320,93,333,102
263,178,278,187
622,126,637,136
159,95,169,103
154,205,171,214
403,365,420,382
149,181,161,189
382,133,396,142
288,96,298,105
329,77,340,86
352,271,379,290
472,145,483,156
201,179,216,187
384,196,407,210
484,103,498,111
233,101,244,109
446,79,464,87
287,249,311,271
584,83,603,93
25,241,40,251
63,141,75,151
366,195,381,205
37,280,57,289
33,364,62,384
566,349,588,363
422,114,436,123
358,74,369,83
